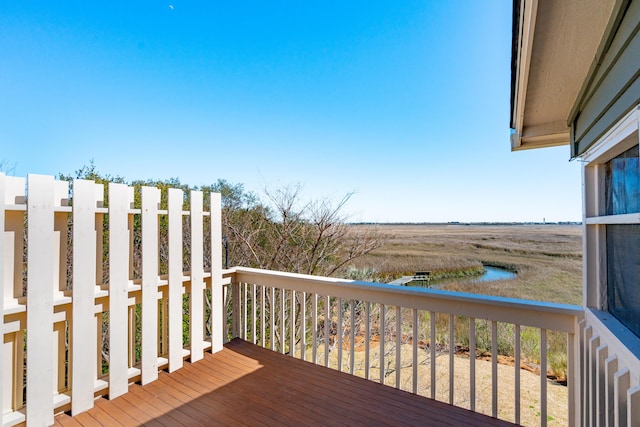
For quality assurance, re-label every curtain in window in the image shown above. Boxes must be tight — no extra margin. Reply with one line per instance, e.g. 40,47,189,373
605,145,640,215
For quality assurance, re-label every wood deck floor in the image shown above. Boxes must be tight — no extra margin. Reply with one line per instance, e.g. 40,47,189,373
55,339,517,426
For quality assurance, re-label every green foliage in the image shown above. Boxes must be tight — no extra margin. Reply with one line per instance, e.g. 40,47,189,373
345,266,378,281
60,162,380,277
55,162,381,376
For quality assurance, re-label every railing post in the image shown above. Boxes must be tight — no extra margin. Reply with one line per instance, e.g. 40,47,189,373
324,295,330,367
1,185,26,426
254,284,259,345
589,334,600,427
396,306,402,390
470,318,477,413
301,292,307,361
449,314,454,404
614,369,630,426
312,294,318,363
514,324,520,423
567,328,580,427
629,386,640,426
364,301,370,380
349,300,355,374
583,325,592,426
231,267,586,425
492,320,498,418
167,188,184,372
141,186,160,385
430,312,436,399
337,297,343,369
108,183,134,399
71,179,101,415
604,354,618,427
540,328,548,427
271,287,276,350
190,190,205,362
412,308,418,394
279,288,285,354
380,304,385,385
242,282,247,340
210,192,224,352
289,290,295,356
26,174,58,426
232,280,239,339
261,285,266,348
0,173,5,419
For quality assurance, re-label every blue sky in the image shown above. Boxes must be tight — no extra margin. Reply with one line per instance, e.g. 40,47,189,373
0,1,581,222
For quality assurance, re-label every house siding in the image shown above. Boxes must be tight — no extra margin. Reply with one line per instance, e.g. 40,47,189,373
572,0,640,156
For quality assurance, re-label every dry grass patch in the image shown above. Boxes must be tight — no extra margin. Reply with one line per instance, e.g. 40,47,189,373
306,342,567,427
332,224,581,425
349,224,582,305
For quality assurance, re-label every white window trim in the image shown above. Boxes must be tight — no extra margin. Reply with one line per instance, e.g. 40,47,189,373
581,106,639,164
581,103,640,354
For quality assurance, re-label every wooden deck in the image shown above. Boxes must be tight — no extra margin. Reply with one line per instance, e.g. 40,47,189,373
55,339,517,426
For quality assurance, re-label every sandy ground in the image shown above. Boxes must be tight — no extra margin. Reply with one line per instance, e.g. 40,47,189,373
307,343,567,427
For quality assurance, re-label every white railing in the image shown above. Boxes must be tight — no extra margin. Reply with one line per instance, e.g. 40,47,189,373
578,310,640,426
4,173,640,426
226,268,640,426
226,267,584,426
1,174,225,426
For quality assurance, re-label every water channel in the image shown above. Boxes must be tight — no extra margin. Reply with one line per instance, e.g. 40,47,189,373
471,266,517,283
397,266,516,289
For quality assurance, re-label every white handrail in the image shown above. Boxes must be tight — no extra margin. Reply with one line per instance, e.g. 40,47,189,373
4,173,639,426
226,266,584,426
230,266,582,332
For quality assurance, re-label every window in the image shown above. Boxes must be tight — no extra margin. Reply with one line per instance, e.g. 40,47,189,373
606,224,640,336
605,145,640,215
583,107,640,338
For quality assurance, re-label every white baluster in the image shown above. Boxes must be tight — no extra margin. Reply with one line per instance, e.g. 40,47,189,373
209,192,223,353
141,186,160,385
365,302,370,381
514,324,520,423
430,312,436,399
26,174,56,426
71,179,100,414
396,306,401,389
190,191,204,362
380,304,385,385
470,318,477,412
412,309,418,394
449,314,454,404
492,320,498,418
167,188,183,372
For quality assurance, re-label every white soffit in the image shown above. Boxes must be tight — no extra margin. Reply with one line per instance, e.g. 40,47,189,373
511,0,616,151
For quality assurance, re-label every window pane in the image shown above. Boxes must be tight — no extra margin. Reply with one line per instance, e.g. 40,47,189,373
606,224,640,338
605,145,640,215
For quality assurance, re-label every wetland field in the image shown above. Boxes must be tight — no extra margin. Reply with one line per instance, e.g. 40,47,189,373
351,223,582,305
341,223,583,425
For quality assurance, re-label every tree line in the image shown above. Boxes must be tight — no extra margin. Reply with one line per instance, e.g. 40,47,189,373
59,162,382,278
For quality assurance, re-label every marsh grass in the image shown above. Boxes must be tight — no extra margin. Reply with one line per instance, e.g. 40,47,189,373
344,224,581,383
301,303,569,427
348,224,582,305
309,343,568,427
232,225,581,424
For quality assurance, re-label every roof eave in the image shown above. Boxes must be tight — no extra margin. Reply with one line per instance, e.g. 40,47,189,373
510,0,539,151
511,130,570,151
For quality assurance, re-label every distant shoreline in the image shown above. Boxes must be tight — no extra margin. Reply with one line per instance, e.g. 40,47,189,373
349,221,582,226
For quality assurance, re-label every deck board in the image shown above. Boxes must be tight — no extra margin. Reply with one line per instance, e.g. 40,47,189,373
56,339,517,426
